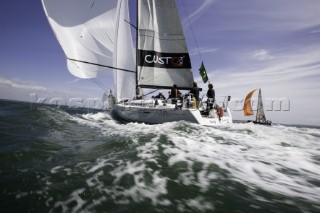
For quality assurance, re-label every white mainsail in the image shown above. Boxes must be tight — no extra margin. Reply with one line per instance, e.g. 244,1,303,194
256,89,266,122
137,0,194,89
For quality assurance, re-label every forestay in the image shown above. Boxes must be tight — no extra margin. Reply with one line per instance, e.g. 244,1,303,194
137,0,194,90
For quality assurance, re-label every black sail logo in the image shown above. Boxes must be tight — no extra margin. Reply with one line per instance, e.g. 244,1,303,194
138,50,191,69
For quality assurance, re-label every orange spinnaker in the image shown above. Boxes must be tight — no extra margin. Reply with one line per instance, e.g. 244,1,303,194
243,89,258,116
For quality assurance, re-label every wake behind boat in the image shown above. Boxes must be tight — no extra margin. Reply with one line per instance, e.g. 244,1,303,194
42,0,233,126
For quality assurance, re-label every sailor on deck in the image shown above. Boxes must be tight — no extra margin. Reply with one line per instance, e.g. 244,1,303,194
207,83,215,110
189,82,200,108
170,84,181,98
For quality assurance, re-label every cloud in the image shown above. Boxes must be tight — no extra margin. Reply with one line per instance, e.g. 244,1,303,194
220,54,318,123
190,47,218,56
0,76,47,91
183,0,216,25
310,29,320,34
200,47,218,54
0,75,104,106
196,0,320,35
214,47,320,94
193,42,320,125
252,49,274,61
65,78,82,84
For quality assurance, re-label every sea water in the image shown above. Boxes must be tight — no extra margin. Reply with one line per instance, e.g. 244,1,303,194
0,100,319,212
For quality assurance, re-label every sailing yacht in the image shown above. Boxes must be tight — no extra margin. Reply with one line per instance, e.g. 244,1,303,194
243,89,272,125
42,0,233,126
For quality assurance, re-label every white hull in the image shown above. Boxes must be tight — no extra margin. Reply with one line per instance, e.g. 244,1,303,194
114,99,233,126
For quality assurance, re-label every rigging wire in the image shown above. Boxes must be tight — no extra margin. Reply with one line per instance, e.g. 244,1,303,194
142,89,159,97
91,78,110,92
181,0,203,62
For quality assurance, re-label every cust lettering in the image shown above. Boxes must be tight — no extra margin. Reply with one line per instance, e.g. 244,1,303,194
144,54,185,66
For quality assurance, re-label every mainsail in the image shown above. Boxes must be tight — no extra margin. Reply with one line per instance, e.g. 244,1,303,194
256,89,266,122
137,0,194,89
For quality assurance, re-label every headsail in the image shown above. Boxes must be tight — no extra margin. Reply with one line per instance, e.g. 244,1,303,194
42,0,135,100
137,0,194,90
42,0,120,78
243,89,258,116
113,0,136,100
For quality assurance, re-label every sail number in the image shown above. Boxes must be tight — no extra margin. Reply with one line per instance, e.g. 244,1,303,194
138,50,191,69
145,55,185,67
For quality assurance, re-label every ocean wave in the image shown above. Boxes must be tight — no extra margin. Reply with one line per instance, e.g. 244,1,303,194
1,101,319,212
46,113,320,212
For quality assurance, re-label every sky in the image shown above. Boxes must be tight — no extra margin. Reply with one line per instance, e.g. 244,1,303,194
0,0,320,126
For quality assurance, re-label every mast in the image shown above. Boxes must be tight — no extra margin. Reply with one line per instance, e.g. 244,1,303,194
135,0,139,96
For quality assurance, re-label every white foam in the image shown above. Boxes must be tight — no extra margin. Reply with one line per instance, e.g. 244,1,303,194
86,170,104,187
86,158,113,174
91,160,170,206
50,188,86,213
177,196,215,212
162,123,320,203
110,161,146,183
108,121,320,204
50,166,63,174
81,112,113,122
60,111,320,207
